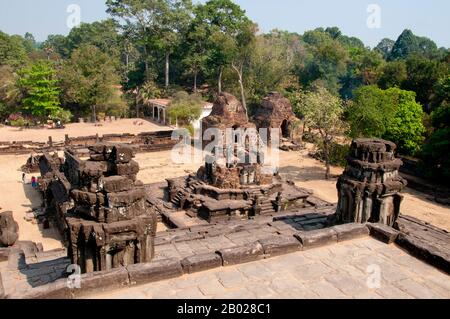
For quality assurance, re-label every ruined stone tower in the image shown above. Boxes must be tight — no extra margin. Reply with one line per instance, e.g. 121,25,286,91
335,138,407,226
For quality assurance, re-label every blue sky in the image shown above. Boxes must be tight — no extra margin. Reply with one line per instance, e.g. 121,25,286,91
0,0,449,48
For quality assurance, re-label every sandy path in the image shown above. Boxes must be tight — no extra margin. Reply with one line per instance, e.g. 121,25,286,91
0,145,448,252
0,154,63,250
0,118,171,143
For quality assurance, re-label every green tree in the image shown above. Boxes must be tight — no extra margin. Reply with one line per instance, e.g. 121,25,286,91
402,55,448,112
346,85,394,138
383,88,426,155
192,0,253,95
378,61,407,89
375,38,395,60
0,65,21,119
59,45,121,119
299,86,347,179
65,19,121,60
41,34,69,59
106,0,171,79
298,29,348,94
390,29,440,60
18,61,62,119
421,105,450,183
167,91,202,126
0,31,28,69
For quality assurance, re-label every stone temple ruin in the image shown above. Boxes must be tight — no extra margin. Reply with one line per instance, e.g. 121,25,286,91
39,144,157,273
164,92,312,224
4,89,450,300
201,92,256,148
334,138,407,226
253,92,302,149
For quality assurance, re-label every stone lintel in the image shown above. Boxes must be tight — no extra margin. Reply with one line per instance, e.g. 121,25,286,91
294,228,338,250
127,258,183,285
367,223,399,244
217,242,264,266
180,253,222,274
258,235,303,257
331,223,370,242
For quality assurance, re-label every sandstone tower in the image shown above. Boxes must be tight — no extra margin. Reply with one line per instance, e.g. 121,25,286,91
335,138,407,226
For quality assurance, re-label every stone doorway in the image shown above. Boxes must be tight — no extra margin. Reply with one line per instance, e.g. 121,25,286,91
281,119,290,138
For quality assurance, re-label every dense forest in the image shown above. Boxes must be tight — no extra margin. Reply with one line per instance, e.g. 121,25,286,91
0,0,449,182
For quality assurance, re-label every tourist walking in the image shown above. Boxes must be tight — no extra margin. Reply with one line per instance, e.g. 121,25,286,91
31,176,37,188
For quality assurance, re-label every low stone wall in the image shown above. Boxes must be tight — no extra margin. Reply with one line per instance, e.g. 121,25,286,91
0,130,177,155
7,223,373,299
5,216,450,299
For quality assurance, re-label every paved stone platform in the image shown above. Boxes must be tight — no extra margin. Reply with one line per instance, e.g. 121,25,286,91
88,237,450,299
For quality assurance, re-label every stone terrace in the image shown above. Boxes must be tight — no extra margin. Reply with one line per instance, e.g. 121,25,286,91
90,237,450,299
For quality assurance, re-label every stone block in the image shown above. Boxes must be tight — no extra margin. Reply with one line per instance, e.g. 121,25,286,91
367,223,399,244
217,242,264,266
72,267,129,297
258,235,302,257
294,228,338,250
102,176,134,193
0,211,19,247
13,278,73,299
89,153,107,161
81,161,108,178
395,233,450,274
110,145,135,163
332,223,369,242
71,190,98,206
180,253,222,274
127,258,183,285
106,188,146,207
110,160,139,176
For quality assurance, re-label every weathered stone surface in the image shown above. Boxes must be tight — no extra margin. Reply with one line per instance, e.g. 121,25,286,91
335,138,407,226
12,278,73,299
127,258,183,285
70,190,98,206
368,223,399,244
217,242,264,266
180,253,222,274
73,267,129,297
111,160,140,176
258,235,302,257
40,144,157,275
294,228,338,250
110,145,135,163
0,211,19,247
253,91,300,140
106,188,146,207
395,233,450,274
332,223,369,242
102,176,134,193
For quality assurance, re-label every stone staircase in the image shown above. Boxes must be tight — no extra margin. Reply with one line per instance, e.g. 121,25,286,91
260,198,276,215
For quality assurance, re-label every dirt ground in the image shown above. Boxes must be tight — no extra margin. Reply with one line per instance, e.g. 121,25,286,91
0,144,448,251
0,118,171,143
